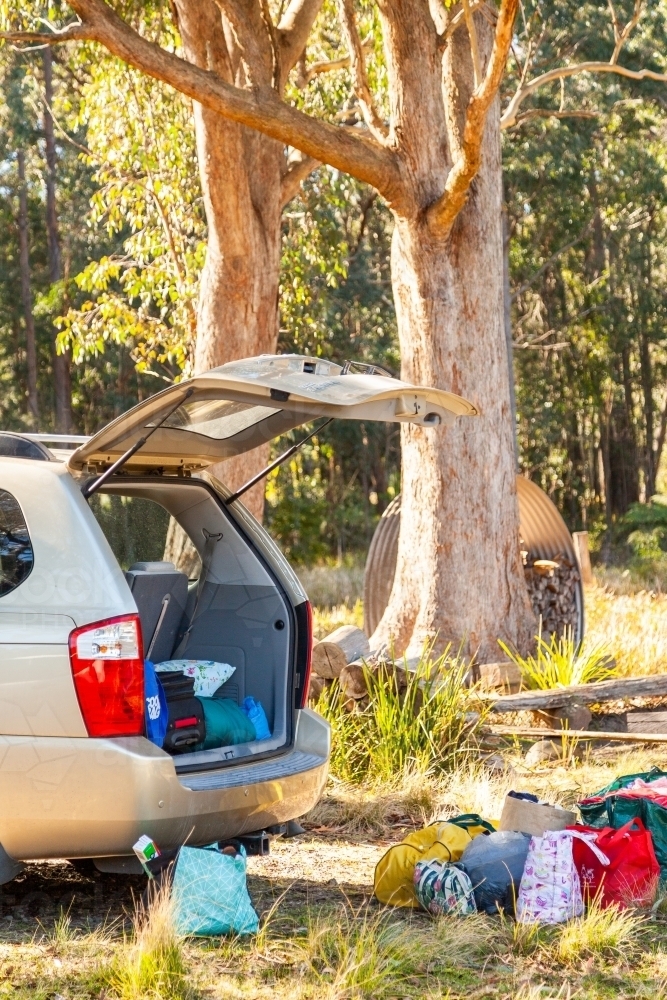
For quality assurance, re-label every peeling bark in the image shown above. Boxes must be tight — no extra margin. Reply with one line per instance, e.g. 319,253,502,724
370,11,535,658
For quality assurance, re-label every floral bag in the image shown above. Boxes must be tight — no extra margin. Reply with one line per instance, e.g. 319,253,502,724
517,829,609,925
413,859,476,916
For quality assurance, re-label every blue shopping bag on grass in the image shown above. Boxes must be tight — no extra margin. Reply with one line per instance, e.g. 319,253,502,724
172,844,259,936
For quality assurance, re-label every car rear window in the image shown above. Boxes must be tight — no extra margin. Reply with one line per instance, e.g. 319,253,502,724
0,490,34,596
89,494,171,571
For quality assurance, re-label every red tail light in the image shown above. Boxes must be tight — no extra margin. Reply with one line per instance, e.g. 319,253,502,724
294,600,313,709
69,614,145,737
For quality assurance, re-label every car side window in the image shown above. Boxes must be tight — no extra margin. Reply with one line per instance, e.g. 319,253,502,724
0,490,34,597
88,493,172,571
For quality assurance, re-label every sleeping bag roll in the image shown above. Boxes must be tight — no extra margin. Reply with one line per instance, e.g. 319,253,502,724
193,698,256,751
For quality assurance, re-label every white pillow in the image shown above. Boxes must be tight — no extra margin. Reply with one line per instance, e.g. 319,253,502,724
155,660,235,698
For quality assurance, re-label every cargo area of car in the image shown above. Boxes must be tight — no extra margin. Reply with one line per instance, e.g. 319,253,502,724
89,477,295,769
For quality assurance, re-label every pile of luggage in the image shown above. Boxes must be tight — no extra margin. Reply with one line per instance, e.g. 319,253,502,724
144,659,271,753
375,768,667,923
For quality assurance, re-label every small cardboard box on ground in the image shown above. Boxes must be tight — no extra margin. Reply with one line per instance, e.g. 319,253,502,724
499,795,576,837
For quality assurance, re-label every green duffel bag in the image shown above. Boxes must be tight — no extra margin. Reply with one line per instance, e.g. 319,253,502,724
579,767,667,874
193,697,256,751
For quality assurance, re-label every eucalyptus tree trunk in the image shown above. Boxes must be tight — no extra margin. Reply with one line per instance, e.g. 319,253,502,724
43,48,72,433
370,10,535,660
16,150,39,426
175,0,308,517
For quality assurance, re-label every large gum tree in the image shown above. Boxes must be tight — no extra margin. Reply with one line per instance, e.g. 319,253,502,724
5,0,663,659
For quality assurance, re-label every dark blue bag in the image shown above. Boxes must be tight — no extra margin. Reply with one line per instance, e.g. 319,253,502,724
145,660,168,748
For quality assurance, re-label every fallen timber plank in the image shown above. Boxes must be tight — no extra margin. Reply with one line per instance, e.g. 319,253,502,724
489,726,667,744
483,674,667,712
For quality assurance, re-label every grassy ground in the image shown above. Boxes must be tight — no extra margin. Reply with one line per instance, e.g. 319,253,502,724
6,569,667,999
6,748,667,998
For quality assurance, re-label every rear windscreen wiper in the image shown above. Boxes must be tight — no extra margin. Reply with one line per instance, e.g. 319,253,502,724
81,387,194,499
224,418,333,506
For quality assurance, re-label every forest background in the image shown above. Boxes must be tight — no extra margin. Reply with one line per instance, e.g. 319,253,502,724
2,0,667,570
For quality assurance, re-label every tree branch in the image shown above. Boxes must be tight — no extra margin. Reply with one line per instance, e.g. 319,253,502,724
6,0,404,207
427,0,519,236
510,108,599,126
438,1,496,50
337,0,388,141
1,23,91,46
300,54,350,84
502,0,651,128
281,151,320,205
277,0,325,79
609,0,643,64
501,60,667,128
462,0,483,87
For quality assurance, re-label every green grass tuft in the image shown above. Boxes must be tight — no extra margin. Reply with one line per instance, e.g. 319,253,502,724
555,896,641,964
499,626,616,690
108,882,189,1000
316,643,485,784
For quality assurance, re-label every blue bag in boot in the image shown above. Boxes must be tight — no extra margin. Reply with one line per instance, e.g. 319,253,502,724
145,660,168,748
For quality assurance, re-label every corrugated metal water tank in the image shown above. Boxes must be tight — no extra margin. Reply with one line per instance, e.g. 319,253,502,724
363,477,585,643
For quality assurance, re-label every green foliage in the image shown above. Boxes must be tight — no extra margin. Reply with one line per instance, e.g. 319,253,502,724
499,627,616,690
56,18,205,381
317,645,484,784
0,43,156,432
89,493,170,571
505,0,667,528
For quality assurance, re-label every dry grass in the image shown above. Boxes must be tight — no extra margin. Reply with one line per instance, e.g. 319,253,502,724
108,882,189,1000
313,599,363,640
585,582,667,676
307,746,667,838
298,560,364,610
5,588,667,998
554,897,641,965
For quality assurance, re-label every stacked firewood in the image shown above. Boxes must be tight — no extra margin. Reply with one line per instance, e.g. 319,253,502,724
522,552,580,638
308,625,387,708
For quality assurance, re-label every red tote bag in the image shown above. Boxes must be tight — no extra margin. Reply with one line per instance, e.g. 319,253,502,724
568,819,660,909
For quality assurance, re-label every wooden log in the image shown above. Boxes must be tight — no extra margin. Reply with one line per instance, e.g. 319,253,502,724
308,675,327,702
483,674,667,712
489,725,667,744
478,661,522,694
572,530,594,585
311,642,347,679
339,663,368,700
534,703,593,731
626,711,667,734
311,625,370,679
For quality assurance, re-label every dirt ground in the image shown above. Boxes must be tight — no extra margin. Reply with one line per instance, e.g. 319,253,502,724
0,833,388,944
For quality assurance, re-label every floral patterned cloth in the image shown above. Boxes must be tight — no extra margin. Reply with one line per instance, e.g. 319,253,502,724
517,830,609,925
413,859,476,916
155,659,235,698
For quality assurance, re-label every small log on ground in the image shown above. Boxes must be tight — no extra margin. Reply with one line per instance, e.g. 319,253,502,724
478,661,522,694
339,663,368,700
534,703,593,731
484,674,667,712
308,675,327,702
489,725,667,744
311,625,370,679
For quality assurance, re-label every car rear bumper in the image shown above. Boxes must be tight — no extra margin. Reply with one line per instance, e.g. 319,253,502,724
0,709,329,860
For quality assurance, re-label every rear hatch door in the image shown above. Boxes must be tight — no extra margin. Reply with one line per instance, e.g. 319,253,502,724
68,355,477,476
